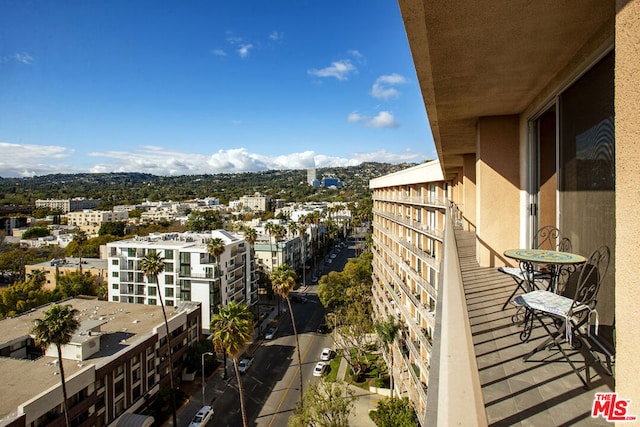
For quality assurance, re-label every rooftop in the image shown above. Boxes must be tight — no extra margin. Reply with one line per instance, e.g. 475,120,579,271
0,298,193,422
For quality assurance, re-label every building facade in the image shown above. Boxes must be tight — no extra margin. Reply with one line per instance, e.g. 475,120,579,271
396,0,640,424
66,210,128,235
35,198,100,214
107,230,257,330
25,258,108,291
369,160,447,420
0,298,201,427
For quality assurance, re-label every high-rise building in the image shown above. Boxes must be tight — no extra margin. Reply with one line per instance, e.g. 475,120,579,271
396,1,637,425
307,168,316,186
370,160,448,421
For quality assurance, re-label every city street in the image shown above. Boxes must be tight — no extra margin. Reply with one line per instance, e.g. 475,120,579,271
179,239,356,427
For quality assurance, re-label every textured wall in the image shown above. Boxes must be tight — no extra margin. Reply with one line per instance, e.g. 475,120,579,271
615,0,640,417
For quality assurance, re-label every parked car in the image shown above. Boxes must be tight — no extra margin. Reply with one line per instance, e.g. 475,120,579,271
311,275,319,283
320,347,333,361
238,357,253,374
313,361,327,377
265,326,278,340
330,253,337,259
189,405,213,427
316,323,329,334
291,295,307,303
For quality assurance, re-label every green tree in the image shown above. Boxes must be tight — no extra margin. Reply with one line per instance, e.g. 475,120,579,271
0,279,51,318
140,251,177,427
289,380,357,427
206,237,226,320
72,231,88,274
270,264,304,403
26,268,47,287
186,210,223,232
369,396,416,427
210,302,254,427
98,221,125,236
31,304,81,427
52,271,100,300
22,227,50,239
374,316,400,394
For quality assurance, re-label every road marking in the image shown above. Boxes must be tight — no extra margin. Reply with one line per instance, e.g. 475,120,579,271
267,333,317,427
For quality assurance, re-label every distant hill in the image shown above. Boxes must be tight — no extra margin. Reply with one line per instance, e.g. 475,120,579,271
0,162,420,209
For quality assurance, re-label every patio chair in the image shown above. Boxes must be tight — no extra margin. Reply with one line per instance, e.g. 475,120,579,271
498,226,570,310
513,245,611,389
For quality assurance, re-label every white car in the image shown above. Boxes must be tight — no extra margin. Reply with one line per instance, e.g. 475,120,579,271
265,326,278,340
330,253,337,259
189,405,213,427
320,347,333,361
238,357,253,374
313,361,327,377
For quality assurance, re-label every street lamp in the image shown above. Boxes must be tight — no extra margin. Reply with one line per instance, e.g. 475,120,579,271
201,352,214,406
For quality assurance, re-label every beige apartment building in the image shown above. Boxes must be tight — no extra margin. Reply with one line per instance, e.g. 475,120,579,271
35,198,100,214
393,0,639,425
66,210,128,235
25,257,108,291
370,160,448,420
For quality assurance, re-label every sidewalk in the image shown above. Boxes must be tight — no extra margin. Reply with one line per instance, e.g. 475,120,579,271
336,357,379,427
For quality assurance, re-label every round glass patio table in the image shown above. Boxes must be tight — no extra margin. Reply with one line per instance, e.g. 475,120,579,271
504,249,586,292
504,249,586,341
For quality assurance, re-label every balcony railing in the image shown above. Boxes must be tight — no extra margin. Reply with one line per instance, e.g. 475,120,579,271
373,209,444,240
373,194,448,208
424,203,486,427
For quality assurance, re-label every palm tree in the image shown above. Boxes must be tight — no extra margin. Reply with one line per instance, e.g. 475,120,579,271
31,304,80,427
296,223,308,286
374,316,401,395
206,237,226,376
72,231,87,275
270,264,304,404
263,222,276,272
210,302,254,427
140,251,177,427
27,268,46,287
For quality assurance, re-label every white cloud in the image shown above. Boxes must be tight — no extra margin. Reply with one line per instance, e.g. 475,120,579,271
307,60,356,81
0,143,423,178
237,44,253,59
347,110,399,128
269,31,284,41
0,142,76,177
211,49,227,57
368,111,399,128
348,50,364,63
1,52,34,65
371,73,407,100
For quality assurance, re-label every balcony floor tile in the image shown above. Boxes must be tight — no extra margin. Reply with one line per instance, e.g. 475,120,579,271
455,230,614,426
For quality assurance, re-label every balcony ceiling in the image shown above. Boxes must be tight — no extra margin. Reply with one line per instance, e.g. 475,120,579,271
398,0,614,177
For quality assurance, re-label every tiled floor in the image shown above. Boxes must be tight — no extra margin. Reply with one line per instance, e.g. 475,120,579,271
455,230,615,426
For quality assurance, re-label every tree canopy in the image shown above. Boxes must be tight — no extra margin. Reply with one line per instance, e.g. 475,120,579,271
289,380,357,427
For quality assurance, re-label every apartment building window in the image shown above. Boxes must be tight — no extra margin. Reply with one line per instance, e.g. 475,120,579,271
165,274,174,285
165,288,174,298
112,283,119,290
164,262,173,272
128,248,136,257
111,259,118,266
148,286,156,296
112,296,119,302
148,298,156,305
112,271,119,278
164,249,174,260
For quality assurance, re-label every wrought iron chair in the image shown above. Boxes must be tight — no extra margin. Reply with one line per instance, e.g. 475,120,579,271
499,226,571,310
512,245,611,389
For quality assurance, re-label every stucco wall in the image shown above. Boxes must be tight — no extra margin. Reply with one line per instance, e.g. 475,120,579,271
463,154,477,231
615,0,640,418
476,116,520,267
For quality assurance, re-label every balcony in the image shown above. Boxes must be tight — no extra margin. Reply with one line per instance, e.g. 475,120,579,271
373,208,444,240
427,209,615,426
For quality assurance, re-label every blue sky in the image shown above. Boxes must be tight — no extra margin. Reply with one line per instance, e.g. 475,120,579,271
0,0,435,178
